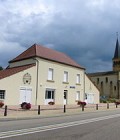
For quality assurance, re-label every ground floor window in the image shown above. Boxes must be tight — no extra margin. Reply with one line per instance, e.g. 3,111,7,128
45,90,54,99
0,90,5,100
45,89,55,105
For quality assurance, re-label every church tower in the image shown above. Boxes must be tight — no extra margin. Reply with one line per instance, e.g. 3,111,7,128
113,38,120,71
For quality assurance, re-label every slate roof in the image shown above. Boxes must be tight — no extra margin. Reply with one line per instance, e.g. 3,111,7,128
9,44,85,69
87,71,118,77
113,38,120,59
0,64,35,80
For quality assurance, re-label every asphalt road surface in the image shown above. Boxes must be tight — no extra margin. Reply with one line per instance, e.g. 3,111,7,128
1,109,120,140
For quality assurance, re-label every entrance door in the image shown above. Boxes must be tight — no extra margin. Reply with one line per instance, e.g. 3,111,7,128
45,89,55,105
64,90,67,105
19,87,32,104
87,94,94,104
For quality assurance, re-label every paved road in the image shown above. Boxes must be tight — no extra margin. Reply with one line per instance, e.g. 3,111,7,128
1,109,120,140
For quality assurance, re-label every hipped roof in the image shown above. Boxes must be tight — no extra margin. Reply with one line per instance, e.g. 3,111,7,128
9,44,85,69
0,64,35,80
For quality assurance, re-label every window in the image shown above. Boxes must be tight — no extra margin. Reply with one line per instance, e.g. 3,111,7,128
48,68,53,81
45,89,54,99
63,71,68,82
0,90,5,100
76,74,80,84
76,91,80,101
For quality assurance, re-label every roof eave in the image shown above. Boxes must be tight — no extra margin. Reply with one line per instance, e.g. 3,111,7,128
9,56,85,70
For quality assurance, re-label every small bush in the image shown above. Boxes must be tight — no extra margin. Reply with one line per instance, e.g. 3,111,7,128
0,102,4,108
77,101,86,106
48,101,55,105
115,101,120,105
21,102,31,110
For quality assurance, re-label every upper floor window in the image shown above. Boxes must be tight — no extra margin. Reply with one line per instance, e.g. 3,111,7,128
63,71,68,82
76,74,80,84
48,68,54,81
0,90,5,100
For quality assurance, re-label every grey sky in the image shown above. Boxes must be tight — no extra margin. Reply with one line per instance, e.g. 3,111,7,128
0,0,119,72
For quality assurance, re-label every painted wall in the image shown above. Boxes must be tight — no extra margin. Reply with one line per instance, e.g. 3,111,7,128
0,66,36,105
36,58,85,105
85,75,100,103
89,73,118,98
0,57,100,105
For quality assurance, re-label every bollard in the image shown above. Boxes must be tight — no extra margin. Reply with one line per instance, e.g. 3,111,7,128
96,104,98,110
4,105,7,116
38,105,40,115
64,105,66,113
107,103,109,109
82,105,84,111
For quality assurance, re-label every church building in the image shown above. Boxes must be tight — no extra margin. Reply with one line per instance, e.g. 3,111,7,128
88,38,120,99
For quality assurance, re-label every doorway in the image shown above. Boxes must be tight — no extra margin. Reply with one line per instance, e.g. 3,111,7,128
19,87,32,104
64,90,67,105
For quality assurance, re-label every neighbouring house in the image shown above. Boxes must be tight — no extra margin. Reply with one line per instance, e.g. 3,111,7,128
88,38,120,99
0,43,99,105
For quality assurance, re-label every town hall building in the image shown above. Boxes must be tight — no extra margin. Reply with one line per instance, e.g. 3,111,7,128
0,43,99,105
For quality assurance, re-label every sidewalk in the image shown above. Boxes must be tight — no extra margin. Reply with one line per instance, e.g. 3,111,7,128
0,103,119,121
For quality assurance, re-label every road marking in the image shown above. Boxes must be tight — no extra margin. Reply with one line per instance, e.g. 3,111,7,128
1,113,120,139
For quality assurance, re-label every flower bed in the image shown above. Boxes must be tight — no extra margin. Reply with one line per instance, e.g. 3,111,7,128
77,101,86,107
0,102,4,108
115,101,120,105
48,101,55,105
21,102,31,110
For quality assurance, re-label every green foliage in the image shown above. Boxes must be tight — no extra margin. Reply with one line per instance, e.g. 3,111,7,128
0,66,3,71
100,98,116,103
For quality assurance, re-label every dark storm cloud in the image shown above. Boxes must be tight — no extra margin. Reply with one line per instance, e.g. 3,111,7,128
0,0,120,72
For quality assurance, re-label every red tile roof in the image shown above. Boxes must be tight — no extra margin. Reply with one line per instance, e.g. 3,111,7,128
9,44,85,69
0,64,35,80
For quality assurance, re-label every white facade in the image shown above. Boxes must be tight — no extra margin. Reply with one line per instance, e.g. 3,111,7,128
0,45,100,105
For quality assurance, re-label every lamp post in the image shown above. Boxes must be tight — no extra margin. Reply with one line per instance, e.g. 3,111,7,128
33,58,39,105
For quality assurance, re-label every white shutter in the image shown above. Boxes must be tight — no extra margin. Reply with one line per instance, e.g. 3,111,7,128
48,68,53,80
19,87,32,104
76,74,80,84
64,71,68,82
76,91,80,100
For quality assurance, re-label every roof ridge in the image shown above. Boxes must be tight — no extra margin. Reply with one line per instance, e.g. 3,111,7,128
9,43,85,69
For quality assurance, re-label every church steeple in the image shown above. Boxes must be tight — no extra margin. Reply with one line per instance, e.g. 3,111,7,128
113,38,120,59
113,37,120,71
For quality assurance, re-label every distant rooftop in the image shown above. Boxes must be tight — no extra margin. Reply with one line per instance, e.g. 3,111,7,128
87,71,118,77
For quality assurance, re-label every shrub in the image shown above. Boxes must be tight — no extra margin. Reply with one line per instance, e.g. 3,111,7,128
77,101,86,107
115,101,120,105
0,102,4,108
21,102,31,110
48,101,55,105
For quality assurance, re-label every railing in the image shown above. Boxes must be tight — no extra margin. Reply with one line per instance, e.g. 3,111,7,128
0,103,119,118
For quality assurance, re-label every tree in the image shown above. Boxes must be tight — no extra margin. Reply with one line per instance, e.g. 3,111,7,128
0,66,3,71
